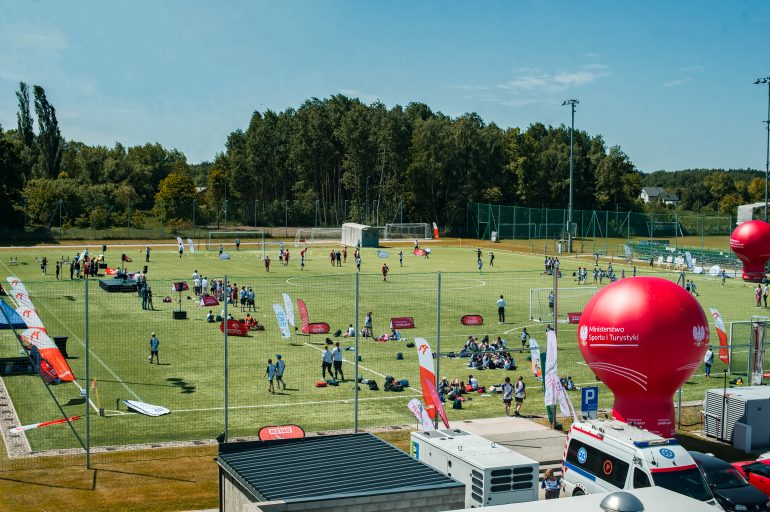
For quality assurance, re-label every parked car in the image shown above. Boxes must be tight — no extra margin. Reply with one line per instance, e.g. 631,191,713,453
690,451,770,511
733,459,770,498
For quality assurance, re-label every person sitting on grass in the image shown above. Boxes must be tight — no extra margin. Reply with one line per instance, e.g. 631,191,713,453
206,310,214,323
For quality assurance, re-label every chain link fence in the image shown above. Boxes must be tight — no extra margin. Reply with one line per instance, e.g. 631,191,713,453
0,264,764,468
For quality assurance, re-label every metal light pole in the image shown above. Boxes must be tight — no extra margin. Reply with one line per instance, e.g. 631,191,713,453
562,99,579,252
285,199,289,237
755,77,770,222
365,176,371,225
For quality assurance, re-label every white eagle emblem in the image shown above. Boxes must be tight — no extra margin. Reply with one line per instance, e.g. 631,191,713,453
692,325,707,346
579,325,588,345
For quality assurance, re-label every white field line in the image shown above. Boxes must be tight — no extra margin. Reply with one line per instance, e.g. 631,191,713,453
162,394,421,414
0,261,142,402
302,341,422,394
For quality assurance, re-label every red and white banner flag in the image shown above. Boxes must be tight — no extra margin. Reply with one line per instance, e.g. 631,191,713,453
432,222,439,239
414,337,449,428
297,299,310,334
710,307,729,365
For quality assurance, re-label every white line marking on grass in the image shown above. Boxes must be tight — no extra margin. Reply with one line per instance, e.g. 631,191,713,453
0,261,143,403
302,341,422,394
170,394,421,414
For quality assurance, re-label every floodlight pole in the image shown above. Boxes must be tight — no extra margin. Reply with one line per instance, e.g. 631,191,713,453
755,77,770,222
562,99,579,252
284,199,289,237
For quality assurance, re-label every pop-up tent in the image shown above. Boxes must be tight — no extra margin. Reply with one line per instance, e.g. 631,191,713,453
0,299,26,330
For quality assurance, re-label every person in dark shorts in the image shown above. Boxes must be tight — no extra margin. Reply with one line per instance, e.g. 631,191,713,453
332,342,345,381
265,358,276,394
275,354,286,390
502,376,513,416
148,333,160,364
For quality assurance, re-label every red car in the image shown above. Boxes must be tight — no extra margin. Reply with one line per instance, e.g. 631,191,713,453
732,459,770,497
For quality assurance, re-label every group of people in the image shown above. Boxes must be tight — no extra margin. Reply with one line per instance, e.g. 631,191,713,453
756,283,769,308
544,256,560,276
457,335,517,371
328,247,347,266
438,374,526,417
321,342,345,381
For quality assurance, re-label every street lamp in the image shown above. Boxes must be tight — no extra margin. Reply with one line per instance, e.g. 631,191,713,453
755,76,770,222
562,99,579,252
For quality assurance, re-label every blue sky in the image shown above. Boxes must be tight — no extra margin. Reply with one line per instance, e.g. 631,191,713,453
1,1,769,172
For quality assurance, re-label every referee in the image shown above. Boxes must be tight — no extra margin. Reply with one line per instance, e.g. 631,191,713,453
497,295,506,323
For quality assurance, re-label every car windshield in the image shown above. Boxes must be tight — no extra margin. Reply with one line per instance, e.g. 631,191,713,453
705,466,748,489
652,468,713,502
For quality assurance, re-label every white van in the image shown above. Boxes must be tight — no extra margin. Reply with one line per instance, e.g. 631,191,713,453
562,419,722,508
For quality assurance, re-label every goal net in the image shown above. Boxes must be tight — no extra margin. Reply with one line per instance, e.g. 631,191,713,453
529,287,597,323
384,223,431,240
646,221,683,238
295,227,342,246
207,231,265,252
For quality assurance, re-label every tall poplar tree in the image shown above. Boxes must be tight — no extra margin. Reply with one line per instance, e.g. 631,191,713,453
33,85,64,178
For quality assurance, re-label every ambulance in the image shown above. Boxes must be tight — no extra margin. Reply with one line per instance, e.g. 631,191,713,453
562,419,722,509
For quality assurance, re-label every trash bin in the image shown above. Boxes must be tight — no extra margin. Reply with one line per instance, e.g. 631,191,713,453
52,336,69,358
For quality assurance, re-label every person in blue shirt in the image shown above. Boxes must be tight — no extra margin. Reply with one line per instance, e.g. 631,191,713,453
275,355,286,390
540,468,562,499
265,358,276,394
148,333,160,364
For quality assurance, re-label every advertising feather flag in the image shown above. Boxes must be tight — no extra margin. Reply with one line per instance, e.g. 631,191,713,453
273,304,290,339
282,293,295,327
710,307,729,365
414,337,449,428
407,398,435,431
544,329,575,419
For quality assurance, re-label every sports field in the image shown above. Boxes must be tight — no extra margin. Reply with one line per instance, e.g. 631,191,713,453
0,238,760,455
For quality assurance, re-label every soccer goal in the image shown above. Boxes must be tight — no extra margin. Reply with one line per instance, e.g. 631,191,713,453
384,223,431,240
207,231,265,252
295,228,342,247
728,318,767,384
529,287,598,323
646,221,683,238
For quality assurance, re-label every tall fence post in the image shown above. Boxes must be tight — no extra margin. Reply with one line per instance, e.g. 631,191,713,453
354,273,359,433
435,272,442,429
85,276,90,469
224,274,229,442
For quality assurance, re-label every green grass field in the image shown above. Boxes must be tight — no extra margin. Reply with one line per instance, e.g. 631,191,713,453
0,237,762,456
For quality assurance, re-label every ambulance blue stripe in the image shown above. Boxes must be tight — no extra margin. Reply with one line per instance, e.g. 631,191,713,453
565,461,596,481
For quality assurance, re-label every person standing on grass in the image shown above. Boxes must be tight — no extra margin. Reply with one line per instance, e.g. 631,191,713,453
364,312,373,338
477,258,483,273
502,376,513,416
55,261,60,280
521,328,530,348
235,238,240,251
764,283,769,308
514,376,526,416
756,284,762,308
145,246,151,262
399,250,403,267
704,344,714,378
497,295,506,323
332,342,345,381
382,263,389,282
356,255,361,272
264,255,270,272
489,251,495,267
321,346,334,380
275,354,286,390
265,358,276,394
148,333,160,364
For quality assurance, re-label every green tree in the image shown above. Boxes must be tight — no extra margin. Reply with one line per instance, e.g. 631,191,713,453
16,82,34,147
154,162,196,223
33,85,64,178
0,129,26,229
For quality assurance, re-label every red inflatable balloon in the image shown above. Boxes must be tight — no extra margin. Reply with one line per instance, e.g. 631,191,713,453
730,220,770,282
577,277,708,437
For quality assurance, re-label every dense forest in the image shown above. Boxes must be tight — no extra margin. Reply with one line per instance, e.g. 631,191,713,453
0,82,763,236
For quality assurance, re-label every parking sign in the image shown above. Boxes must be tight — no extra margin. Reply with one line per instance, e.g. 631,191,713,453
581,386,598,419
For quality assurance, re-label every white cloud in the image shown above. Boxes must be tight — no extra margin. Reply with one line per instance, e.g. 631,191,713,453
680,65,704,72
661,78,692,87
585,52,600,59
444,84,490,91
498,64,611,92
20,30,69,50
339,89,380,103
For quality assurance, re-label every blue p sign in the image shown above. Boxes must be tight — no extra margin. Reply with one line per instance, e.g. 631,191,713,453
581,386,598,419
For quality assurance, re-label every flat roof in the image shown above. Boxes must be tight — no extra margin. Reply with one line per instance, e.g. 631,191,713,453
217,433,462,503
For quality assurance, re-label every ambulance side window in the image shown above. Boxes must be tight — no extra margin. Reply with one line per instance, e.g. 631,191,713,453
633,468,651,488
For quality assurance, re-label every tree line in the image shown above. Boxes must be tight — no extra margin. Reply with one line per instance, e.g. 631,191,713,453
1,82,761,237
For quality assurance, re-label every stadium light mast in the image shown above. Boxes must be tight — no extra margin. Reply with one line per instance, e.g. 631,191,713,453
562,99,579,252
755,76,770,222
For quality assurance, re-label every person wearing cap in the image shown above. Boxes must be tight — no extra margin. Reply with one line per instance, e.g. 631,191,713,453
275,354,286,390
148,333,160,364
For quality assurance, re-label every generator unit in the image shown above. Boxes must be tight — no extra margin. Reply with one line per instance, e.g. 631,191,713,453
704,386,770,449
410,429,538,507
